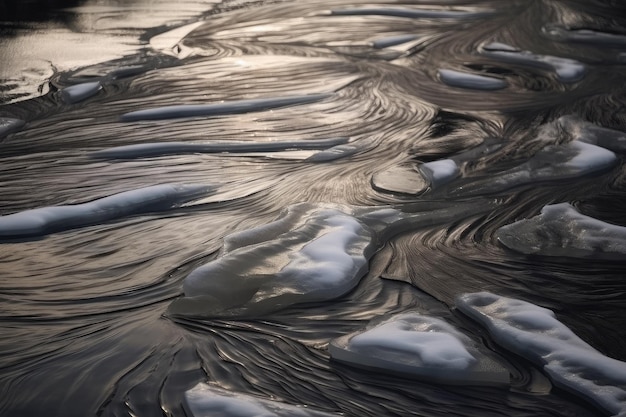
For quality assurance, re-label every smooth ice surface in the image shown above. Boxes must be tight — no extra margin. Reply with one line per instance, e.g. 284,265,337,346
479,42,586,83
371,165,429,195
419,159,460,188
0,117,25,139
119,94,332,121
543,26,626,47
438,69,507,90
91,137,349,159
558,115,626,153
184,383,340,417
61,81,102,104
0,183,213,238
171,203,379,316
496,202,626,257
457,292,626,416
329,313,509,385
305,141,362,162
372,34,420,49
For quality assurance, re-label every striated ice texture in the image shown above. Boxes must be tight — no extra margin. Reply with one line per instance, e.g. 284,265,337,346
120,94,332,121
372,34,420,49
438,69,507,90
60,81,102,104
372,159,459,195
0,183,214,238
0,117,25,139
91,137,349,159
184,383,340,417
329,313,509,385
496,202,626,258
479,43,586,83
419,159,460,188
457,292,626,416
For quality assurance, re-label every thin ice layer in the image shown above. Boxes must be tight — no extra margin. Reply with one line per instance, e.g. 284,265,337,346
184,383,340,417
457,292,626,416
496,202,626,257
479,42,586,83
438,69,507,90
0,183,214,238
329,313,509,385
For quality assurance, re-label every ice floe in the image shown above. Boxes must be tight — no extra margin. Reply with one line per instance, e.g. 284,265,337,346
0,117,25,139
60,81,102,104
543,25,626,47
479,42,586,83
119,94,332,122
496,202,626,258
0,183,214,239
438,69,508,90
329,313,509,385
457,292,626,416
557,115,626,153
184,383,340,417
91,137,349,159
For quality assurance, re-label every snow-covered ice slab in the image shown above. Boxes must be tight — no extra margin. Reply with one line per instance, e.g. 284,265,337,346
60,81,102,104
169,201,480,317
0,183,214,239
457,292,626,416
372,159,459,195
91,137,349,159
438,69,507,90
329,313,509,385
184,383,340,417
119,94,332,122
496,202,626,258
479,43,586,83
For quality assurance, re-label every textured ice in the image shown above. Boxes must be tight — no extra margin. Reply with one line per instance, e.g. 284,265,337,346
184,383,340,417
438,69,507,90
496,202,626,258
557,115,626,153
60,81,102,104
419,159,460,188
0,183,213,238
543,25,626,47
329,7,488,19
91,137,349,159
457,292,626,416
479,42,586,83
372,34,420,49
120,94,332,121
0,117,25,139
329,313,509,385
305,141,362,162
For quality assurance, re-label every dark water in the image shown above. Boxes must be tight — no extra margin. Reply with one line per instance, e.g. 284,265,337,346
1,0,626,416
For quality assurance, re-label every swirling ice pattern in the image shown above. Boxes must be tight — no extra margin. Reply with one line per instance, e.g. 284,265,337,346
1,0,626,416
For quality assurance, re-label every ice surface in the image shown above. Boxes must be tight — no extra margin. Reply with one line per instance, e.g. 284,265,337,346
457,292,626,416
305,141,362,162
329,313,509,385
119,94,332,121
496,202,626,257
329,8,489,19
372,34,420,49
184,383,340,417
543,25,626,47
371,165,429,195
419,159,460,188
0,183,213,238
479,42,586,83
91,137,349,159
61,81,102,104
0,117,25,139
438,69,507,90
557,115,626,153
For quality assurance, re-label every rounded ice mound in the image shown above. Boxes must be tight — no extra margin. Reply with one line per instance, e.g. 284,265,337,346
438,69,507,90
371,159,459,195
60,81,102,104
184,383,340,417
329,313,510,385
457,292,626,416
169,203,386,317
496,202,626,258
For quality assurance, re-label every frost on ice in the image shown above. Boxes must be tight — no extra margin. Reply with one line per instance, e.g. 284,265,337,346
329,313,509,385
457,292,626,416
496,202,626,258
184,383,340,417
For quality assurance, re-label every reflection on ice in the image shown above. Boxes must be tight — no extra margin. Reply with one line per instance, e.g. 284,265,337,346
329,313,509,385
496,203,626,258
457,292,626,416
184,383,340,417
